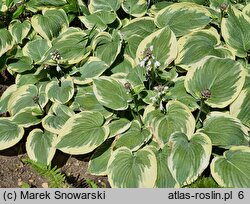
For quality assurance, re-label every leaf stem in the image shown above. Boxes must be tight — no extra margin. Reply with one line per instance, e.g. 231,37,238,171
195,99,204,125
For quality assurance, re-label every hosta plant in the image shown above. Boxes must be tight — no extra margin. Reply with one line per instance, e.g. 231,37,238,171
0,0,250,188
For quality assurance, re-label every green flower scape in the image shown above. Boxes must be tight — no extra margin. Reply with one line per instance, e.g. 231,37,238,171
0,0,249,188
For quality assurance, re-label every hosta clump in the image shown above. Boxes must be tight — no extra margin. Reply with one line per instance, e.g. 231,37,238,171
0,0,250,188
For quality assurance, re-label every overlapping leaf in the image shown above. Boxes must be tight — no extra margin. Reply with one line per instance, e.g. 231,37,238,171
26,129,57,165
221,6,250,57
168,132,212,186
185,56,245,108
211,146,250,187
155,2,211,36
199,112,249,146
108,146,157,188
0,118,24,150
56,111,109,154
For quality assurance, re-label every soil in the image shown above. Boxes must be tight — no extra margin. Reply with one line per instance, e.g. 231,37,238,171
0,69,110,188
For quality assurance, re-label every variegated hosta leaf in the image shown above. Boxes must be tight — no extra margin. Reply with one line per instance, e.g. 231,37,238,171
79,10,117,31
46,77,74,104
7,56,33,73
71,85,113,118
44,28,90,65
146,101,195,146
0,118,24,150
148,1,172,17
8,84,47,116
121,17,157,58
114,120,151,151
136,26,177,70
111,54,136,74
108,118,131,138
8,20,31,44
31,9,69,40
107,146,157,188
92,30,122,66
211,146,250,187
93,76,132,111
88,0,121,13
154,2,211,37
22,37,51,63
56,111,109,155
184,56,246,108
121,0,148,17
155,145,179,188
230,87,250,128
168,77,198,111
26,129,57,165
27,0,67,11
168,132,212,186
175,28,234,70
126,65,146,87
0,28,15,57
221,6,250,57
199,112,249,146
88,139,113,176
74,57,109,85
0,85,17,114
42,102,74,134
12,107,43,128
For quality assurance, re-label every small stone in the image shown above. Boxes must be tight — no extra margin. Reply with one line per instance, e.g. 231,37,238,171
29,179,34,183
42,182,49,188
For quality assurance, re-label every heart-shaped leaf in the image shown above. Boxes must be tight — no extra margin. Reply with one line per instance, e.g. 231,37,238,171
168,131,212,186
26,129,57,165
79,10,117,31
184,56,245,108
42,102,74,134
211,146,250,187
175,28,234,70
155,2,211,36
107,146,157,188
199,112,249,146
56,111,109,154
145,101,195,146
46,77,74,104
88,0,121,13
121,0,148,17
9,20,31,44
31,9,69,40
